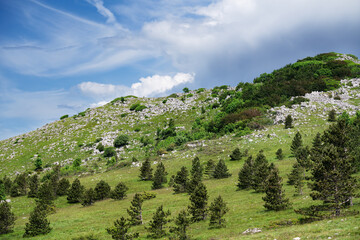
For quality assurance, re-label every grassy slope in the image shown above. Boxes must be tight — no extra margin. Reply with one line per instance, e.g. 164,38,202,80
1,78,360,239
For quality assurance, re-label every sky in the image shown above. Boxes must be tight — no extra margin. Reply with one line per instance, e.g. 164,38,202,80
1,0,360,140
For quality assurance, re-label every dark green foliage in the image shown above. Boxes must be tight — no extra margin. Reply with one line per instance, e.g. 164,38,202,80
311,132,323,155
60,114,68,120
127,193,144,226
183,87,190,93
49,165,61,197
139,158,153,181
23,202,51,237
114,135,130,148
34,158,43,171
57,178,70,196
168,175,175,187
147,205,171,238
295,146,311,170
309,144,356,216
237,156,254,190
0,201,16,234
28,174,39,198
94,180,111,200
36,181,56,211
73,158,82,168
187,157,203,193
103,147,116,158
188,182,208,222
263,164,290,211
212,159,231,179
173,166,189,194
2,176,12,195
135,105,147,112
230,147,242,161
287,162,305,195
82,188,96,207
96,142,104,152
204,159,216,177
290,132,303,156
11,172,28,197
67,178,85,203
106,217,139,240
110,182,129,200
129,103,140,111
252,152,270,192
328,109,337,122
152,162,168,190
276,148,284,160
209,195,229,228
170,210,191,240
284,115,293,129
0,183,5,201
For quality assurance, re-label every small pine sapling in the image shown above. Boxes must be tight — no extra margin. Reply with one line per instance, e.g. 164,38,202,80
209,195,229,228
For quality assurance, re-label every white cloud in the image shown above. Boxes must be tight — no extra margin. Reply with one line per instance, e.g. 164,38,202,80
85,0,116,24
78,72,194,100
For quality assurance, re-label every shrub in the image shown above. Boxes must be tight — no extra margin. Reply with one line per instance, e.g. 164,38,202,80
114,135,129,148
135,105,147,112
94,180,111,200
103,147,116,158
183,87,190,93
60,115,68,120
96,143,104,152
129,103,140,111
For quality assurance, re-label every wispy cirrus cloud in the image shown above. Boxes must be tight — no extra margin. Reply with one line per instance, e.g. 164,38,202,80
85,0,116,24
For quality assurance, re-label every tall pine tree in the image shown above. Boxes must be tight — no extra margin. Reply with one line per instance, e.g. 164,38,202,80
187,157,203,193
212,159,231,179
67,178,85,203
173,166,189,194
23,202,52,237
188,182,208,222
290,132,303,156
127,193,144,225
82,188,96,207
209,195,229,228
262,164,290,211
28,174,39,198
170,209,191,240
237,156,254,190
0,201,16,234
152,162,168,190
147,205,171,238
139,158,153,181
252,151,270,192
204,159,216,177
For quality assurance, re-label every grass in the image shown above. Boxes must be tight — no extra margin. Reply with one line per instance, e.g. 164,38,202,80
1,87,360,239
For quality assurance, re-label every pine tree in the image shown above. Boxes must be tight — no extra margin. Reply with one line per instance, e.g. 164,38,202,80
295,146,311,170
170,209,191,240
252,152,270,192
262,164,290,211
275,148,284,160
67,178,85,203
328,109,337,122
0,183,5,201
0,201,16,234
28,174,39,198
36,181,56,213
212,159,231,179
94,180,111,200
152,162,168,190
284,114,293,129
82,188,96,207
2,176,12,195
168,175,175,187
110,182,129,200
106,216,139,240
13,172,28,196
173,166,189,194
311,132,323,155
237,156,254,190
204,159,216,177
139,158,153,181
147,205,171,238
287,162,305,195
309,144,356,216
23,202,51,237
230,148,242,161
127,193,144,225
34,158,43,171
290,132,303,156
49,165,61,197
57,178,70,196
187,157,203,193
209,195,229,228
188,182,208,222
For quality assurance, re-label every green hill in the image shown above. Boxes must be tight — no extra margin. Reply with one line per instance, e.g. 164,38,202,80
0,53,360,239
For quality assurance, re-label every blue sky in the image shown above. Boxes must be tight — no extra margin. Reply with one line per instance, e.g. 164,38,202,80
1,0,360,140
